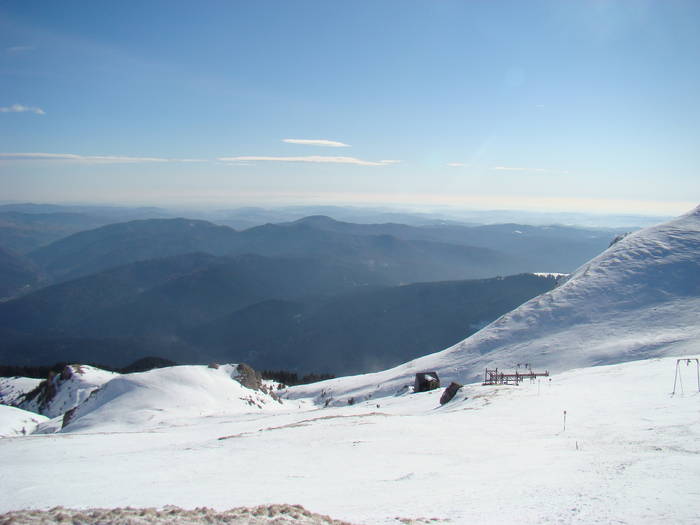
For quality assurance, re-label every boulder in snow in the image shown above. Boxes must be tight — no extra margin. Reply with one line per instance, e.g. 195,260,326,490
440,382,463,405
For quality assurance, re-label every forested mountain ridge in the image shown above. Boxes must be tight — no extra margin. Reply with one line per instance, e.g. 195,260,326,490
27,218,527,284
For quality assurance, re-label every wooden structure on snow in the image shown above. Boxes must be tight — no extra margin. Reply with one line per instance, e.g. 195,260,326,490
483,367,549,385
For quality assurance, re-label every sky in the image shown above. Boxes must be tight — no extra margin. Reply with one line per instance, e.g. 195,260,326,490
1,0,699,216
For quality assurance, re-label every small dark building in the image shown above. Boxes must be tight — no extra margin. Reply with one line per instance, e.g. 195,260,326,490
414,372,440,393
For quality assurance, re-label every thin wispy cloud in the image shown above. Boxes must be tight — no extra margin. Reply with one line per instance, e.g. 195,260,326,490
447,162,466,167
0,153,203,164
6,45,35,54
219,155,400,167
282,139,351,147
0,104,45,115
492,166,568,174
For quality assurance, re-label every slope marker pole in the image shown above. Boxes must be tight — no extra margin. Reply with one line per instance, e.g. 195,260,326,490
563,410,567,433
672,360,680,396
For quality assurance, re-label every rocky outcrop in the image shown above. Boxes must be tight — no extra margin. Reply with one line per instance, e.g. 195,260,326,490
0,504,357,524
234,363,263,390
439,382,463,405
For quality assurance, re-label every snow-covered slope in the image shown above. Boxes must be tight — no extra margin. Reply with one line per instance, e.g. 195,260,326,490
16,365,117,418
288,205,700,404
1,356,698,523
0,405,48,437
58,365,285,434
0,376,43,405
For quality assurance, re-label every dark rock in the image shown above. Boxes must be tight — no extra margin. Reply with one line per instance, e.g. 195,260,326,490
440,382,463,405
60,366,74,381
61,407,76,429
234,363,262,391
414,372,440,393
208,363,220,369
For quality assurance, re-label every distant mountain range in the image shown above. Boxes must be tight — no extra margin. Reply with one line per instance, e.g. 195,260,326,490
0,206,623,375
27,217,529,284
287,215,613,272
0,247,559,374
0,203,177,255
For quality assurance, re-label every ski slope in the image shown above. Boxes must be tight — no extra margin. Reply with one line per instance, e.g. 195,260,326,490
1,356,698,524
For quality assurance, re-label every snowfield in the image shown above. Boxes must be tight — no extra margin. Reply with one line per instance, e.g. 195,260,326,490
1,206,700,523
0,357,699,523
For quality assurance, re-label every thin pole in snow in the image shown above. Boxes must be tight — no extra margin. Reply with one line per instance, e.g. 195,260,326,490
672,360,679,395
563,410,567,432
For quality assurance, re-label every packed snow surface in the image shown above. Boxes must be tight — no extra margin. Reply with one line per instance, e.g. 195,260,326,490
288,205,700,403
1,356,699,524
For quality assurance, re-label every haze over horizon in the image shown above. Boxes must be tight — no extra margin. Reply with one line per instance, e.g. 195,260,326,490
1,1,699,216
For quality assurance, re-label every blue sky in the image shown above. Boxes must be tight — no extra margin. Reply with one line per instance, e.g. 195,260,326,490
1,0,699,215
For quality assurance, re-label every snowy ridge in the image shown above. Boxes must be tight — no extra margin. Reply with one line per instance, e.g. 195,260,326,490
57,365,286,434
288,205,700,404
16,365,117,418
0,376,42,406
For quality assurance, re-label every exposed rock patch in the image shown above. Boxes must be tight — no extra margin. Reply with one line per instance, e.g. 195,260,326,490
0,504,356,524
234,363,263,390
